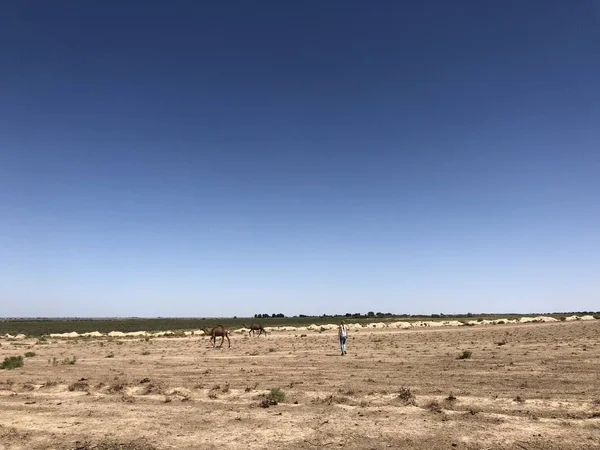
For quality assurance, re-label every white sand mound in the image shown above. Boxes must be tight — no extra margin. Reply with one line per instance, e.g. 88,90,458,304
192,330,206,336
518,317,536,323
306,324,319,330
533,316,558,323
49,332,79,338
388,321,412,328
565,316,580,321
108,331,126,337
125,331,148,337
442,320,463,327
580,315,595,321
14,334,26,340
422,321,444,327
81,331,103,337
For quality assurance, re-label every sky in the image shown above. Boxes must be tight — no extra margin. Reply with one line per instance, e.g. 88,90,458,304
1,1,599,318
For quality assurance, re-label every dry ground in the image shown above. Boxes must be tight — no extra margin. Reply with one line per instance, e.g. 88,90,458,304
1,321,599,450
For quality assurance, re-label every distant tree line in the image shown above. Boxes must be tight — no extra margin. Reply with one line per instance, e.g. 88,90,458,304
248,310,600,321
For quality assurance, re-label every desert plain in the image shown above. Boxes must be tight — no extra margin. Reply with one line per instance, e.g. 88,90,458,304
1,319,600,449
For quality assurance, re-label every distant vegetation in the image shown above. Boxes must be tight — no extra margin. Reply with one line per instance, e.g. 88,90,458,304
1,356,24,370
0,311,597,336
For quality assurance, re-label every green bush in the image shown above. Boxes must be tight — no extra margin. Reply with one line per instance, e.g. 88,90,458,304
458,350,472,360
62,356,77,365
1,356,24,370
24,352,36,357
267,387,286,403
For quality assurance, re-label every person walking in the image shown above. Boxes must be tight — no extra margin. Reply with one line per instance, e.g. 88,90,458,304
338,320,348,355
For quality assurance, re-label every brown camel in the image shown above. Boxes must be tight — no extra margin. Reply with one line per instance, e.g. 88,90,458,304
201,325,231,348
243,323,267,337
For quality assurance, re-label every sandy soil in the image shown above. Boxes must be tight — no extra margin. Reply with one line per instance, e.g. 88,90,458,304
1,320,599,450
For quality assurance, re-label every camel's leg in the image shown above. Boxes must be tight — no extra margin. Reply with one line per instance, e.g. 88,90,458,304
219,335,224,347
226,333,231,348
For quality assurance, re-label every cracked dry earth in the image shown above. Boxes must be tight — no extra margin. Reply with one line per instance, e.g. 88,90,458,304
1,321,600,450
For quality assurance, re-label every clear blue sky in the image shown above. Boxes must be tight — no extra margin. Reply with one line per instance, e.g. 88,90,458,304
1,1,599,317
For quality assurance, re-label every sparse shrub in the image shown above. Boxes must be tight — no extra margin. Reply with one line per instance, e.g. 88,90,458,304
259,397,276,408
425,400,443,413
300,334,307,338
142,382,163,395
268,348,276,353
1,356,24,370
108,381,126,394
68,379,89,392
61,356,77,365
208,391,218,399
24,352,36,357
48,357,59,366
559,316,566,321
593,314,600,320
446,392,457,402
313,394,351,405
221,383,230,393
458,350,472,360
495,340,507,346
106,352,114,358
141,351,150,356
267,387,286,403
513,395,525,403
397,387,416,405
